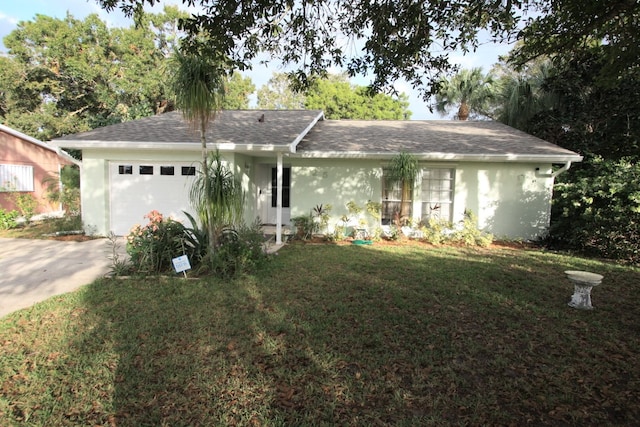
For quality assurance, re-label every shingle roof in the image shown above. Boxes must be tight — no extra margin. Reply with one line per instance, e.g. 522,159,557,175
54,110,324,149
296,119,582,162
52,110,581,162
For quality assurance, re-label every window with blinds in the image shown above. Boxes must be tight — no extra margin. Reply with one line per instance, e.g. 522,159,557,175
0,164,34,192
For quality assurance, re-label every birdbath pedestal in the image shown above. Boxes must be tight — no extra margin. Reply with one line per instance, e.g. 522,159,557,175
565,270,603,310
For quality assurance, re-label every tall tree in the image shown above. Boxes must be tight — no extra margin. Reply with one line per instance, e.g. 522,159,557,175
222,73,255,110
491,58,559,131
434,68,495,120
96,1,640,102
508,0,640,83
170,48,227,250
257,73,306,110
0,8,185,139
305,74,411,120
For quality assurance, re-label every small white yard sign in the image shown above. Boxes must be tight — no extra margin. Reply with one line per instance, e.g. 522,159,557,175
172,255,191,275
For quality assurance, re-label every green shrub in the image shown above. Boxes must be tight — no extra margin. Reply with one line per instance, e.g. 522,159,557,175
291,214,318,240
549,157,640,262
202,219,270,278
420,218,453,245
13,193,37,223
44,165,81,215
48,215,83,232
452,210,494,247
126,211,269,278
419,211,492,247
126,210,194,274
0,208,19,230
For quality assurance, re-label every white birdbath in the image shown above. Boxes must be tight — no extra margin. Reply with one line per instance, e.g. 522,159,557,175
565,270,603,310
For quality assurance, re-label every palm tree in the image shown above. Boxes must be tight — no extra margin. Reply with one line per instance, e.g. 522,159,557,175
170,49,226,250
435,67,496,120
189,150,244,248
388,152,419,225
493,59,559,131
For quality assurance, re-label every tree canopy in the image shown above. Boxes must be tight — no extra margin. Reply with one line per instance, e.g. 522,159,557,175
95,0,640,102
434,68,495,120
257,73,306,110
0,8,255,140
482,45,640,262
257,73,411,119
305,75,411,120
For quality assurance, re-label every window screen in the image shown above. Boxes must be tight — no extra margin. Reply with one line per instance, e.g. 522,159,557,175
0,164,34,192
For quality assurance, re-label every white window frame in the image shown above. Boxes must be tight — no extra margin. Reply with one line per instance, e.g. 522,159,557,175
420,168,454,222
381,168,413,225
0,164,34,192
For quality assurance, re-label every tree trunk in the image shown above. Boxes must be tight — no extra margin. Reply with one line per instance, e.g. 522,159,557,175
458,102,470,120
200,119,216,251
399,180,412,225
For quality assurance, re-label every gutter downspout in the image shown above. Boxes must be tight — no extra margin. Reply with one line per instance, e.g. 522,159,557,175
535,161,572,178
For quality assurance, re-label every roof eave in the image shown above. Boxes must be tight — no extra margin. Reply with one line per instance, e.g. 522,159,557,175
292,151,584,163
50,141,293,153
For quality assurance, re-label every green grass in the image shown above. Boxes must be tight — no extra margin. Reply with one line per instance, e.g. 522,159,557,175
0,216,83,239
1,243,639,426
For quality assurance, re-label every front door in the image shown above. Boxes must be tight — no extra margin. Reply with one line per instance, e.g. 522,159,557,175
257,165,291,224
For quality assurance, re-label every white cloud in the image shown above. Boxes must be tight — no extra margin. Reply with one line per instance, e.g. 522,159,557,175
0,12,18,25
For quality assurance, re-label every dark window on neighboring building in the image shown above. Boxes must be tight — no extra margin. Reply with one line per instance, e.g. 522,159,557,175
160,166,175,176
140,165,154,175
181,166,196,176
271,167,291,208
118,165,133,175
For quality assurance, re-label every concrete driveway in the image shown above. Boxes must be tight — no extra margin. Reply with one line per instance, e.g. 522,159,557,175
0,237,127,318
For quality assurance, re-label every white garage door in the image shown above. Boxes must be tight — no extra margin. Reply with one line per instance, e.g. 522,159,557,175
109,161,198,235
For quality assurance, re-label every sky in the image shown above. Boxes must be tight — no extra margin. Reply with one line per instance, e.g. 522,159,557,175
0,0,514,120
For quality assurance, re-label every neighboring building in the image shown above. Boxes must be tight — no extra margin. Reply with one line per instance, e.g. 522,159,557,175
1,124,79,216
50,110,582,241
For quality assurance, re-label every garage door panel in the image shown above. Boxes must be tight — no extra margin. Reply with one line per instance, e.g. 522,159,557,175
109,162,198,235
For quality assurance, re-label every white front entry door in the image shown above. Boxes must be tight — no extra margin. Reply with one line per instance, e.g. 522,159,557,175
257,165,291,225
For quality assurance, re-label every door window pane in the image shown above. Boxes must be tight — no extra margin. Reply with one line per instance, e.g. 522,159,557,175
160,166,175,176
181,166,196,176
118,165,132,175
139,165,154,175
271,167,291,208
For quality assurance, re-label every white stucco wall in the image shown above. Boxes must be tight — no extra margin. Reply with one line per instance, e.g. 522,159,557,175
452,162,555,240
80,147,557,240
288,158,556,240
289,158,384,231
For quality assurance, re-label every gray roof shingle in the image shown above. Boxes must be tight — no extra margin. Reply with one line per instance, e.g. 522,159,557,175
296,119,581,161
52,110,581,162
54,110,323,147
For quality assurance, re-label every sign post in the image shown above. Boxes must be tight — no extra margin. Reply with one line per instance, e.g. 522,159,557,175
172,255,191,278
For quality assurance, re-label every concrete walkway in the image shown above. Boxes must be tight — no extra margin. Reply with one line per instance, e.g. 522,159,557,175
0,237,125,318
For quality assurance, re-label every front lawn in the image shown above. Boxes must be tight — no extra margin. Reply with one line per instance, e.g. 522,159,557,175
1,243,639,425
